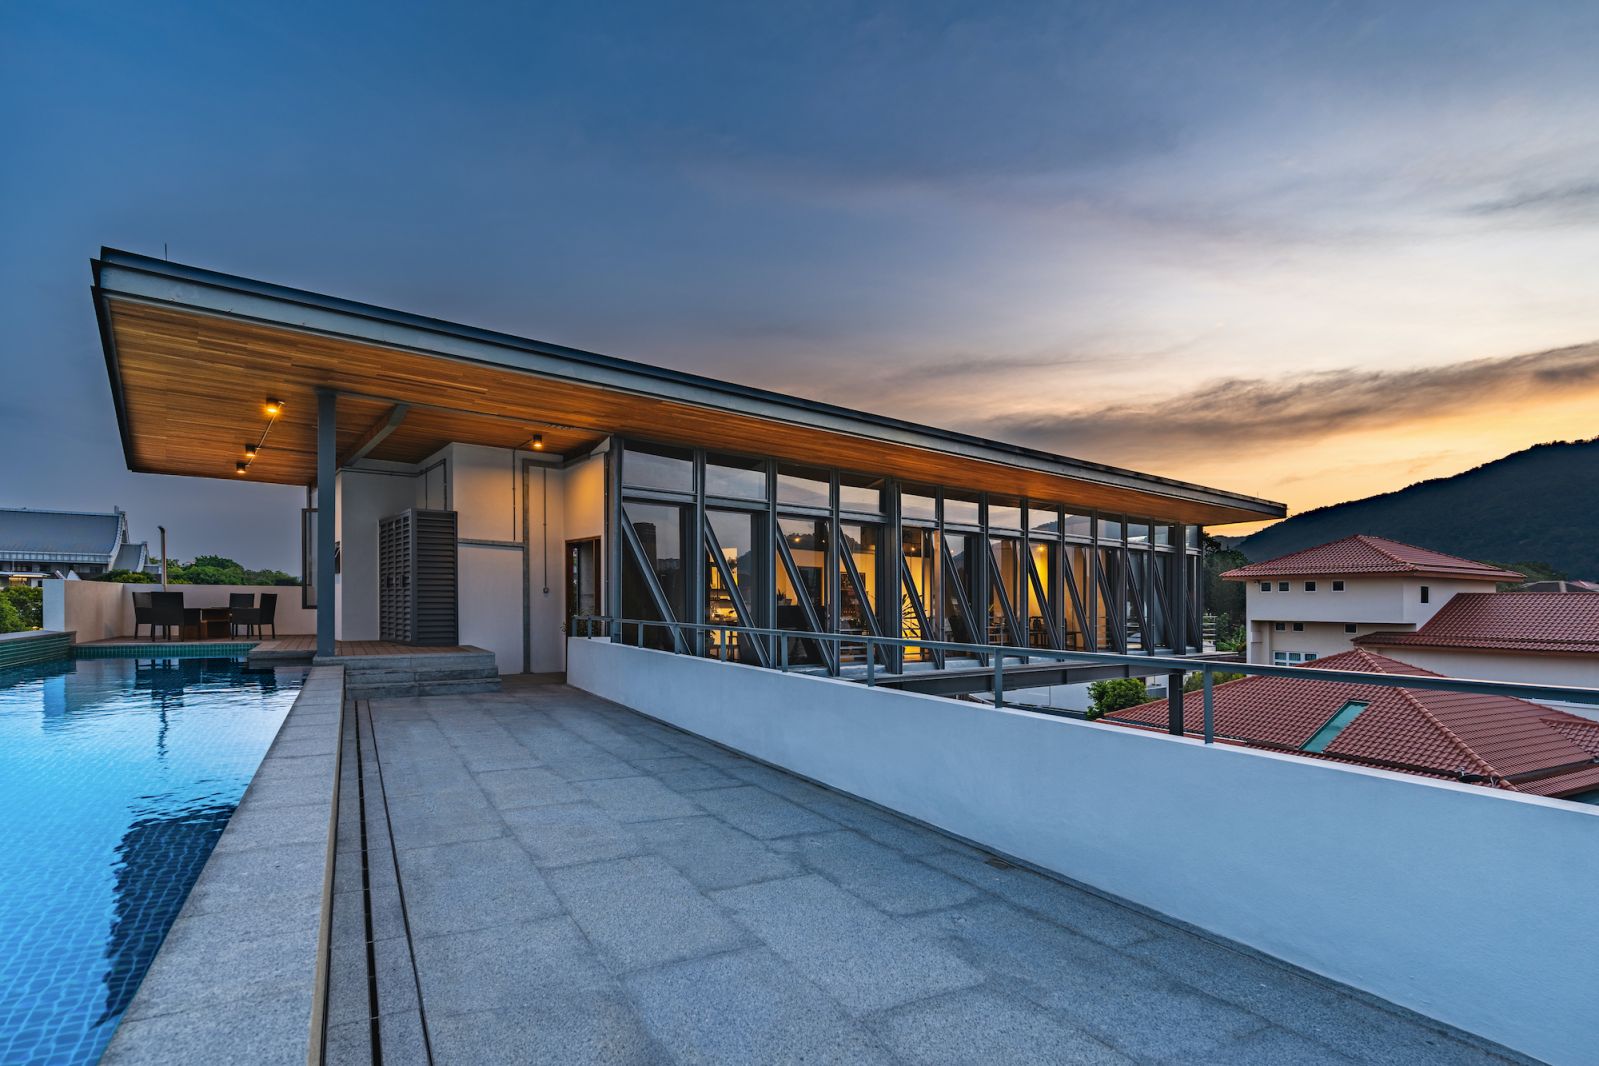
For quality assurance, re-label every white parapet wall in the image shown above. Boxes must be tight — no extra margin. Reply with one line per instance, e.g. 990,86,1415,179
568,637,1599,1066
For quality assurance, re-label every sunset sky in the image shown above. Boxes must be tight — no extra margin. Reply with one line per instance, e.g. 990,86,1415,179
4,2,1598,566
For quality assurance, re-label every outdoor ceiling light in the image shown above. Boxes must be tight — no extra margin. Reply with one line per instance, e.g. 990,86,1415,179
532,434,545,450
244,444,258,458
264,398,284,417
235,461,248,475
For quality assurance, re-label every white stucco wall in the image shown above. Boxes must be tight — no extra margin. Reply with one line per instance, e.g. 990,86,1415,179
1242,581,1499,664
568,637,1599,1066
336,463,422,641
1357,644,1599,719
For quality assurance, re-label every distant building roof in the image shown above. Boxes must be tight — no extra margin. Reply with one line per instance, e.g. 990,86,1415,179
1511,580,1599,594
1107,649,1599,798
1356,593,1599,657
112,541,149,572
1221,535,1522,582
0,508,126,562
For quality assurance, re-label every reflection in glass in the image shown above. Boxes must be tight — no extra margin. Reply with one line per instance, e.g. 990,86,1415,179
901,527,938,662
1153,524,1172,547
777,517,829,665
838,473,885,514
838,522,882,663
1124,552,1146,651
623,445,693,493
1062,513,1092,539
706,455,766,500
706,510,760,662
1095,548,1120,651
989,499,1022,531
1127,521,1151,546
1101,518,1123,543
1028,504,1060,534
777,465,830,509
622,502,687,649
944,491,980,526
901,490,937,522
988,537,1022,645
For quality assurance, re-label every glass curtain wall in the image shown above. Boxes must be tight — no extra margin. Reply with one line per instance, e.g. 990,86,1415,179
613,440,1203,671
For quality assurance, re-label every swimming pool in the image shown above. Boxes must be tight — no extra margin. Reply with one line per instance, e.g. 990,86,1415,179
0,655,307,1066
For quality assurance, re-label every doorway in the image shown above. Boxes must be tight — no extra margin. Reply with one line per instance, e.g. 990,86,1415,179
565,538,601,665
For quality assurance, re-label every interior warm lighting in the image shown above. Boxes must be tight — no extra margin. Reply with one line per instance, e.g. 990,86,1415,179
244,444,258,458
532,433,545,450
264,398,283,417
235,461,248,475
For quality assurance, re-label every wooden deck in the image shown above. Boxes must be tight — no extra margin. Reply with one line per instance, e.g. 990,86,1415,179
250,636,484,659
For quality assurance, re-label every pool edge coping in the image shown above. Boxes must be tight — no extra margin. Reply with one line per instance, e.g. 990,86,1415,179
98,664,345,1066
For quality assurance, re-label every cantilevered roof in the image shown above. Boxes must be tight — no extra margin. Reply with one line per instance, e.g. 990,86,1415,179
90,248,1284,526
1222,535,1520,582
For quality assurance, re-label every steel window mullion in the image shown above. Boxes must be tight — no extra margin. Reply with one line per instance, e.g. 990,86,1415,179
898,553,943,670
1061,548,1092,652
840,533,885,668
1126,549,1152,655
987,540,1024,648
940,533,986,666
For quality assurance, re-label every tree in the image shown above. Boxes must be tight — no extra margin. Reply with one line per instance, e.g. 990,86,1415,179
91,570,155,583
0,586,42,631
1183,670,1243,692
1086,678,1148,720
0,594,27,634
1201,534,1249,632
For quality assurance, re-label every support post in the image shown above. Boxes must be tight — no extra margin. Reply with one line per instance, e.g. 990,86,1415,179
1202,668,1215,744
1167,669,1185,735
316,388,337,659
1171,523,1189,652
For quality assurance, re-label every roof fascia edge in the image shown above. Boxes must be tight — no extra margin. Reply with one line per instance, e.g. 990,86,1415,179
93,253,1284,519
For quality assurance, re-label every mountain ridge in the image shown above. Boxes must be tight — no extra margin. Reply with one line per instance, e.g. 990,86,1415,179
1237,437,1599,577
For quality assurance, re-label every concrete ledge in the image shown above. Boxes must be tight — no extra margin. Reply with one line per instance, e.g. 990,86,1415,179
101,666,346,1066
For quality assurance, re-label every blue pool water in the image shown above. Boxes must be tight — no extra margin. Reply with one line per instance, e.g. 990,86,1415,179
0,656,306,1066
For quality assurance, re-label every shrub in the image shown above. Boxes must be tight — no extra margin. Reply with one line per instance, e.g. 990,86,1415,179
1086,678,1148,720
92,570,156,583
1183,671,1243,693
0,586,42,631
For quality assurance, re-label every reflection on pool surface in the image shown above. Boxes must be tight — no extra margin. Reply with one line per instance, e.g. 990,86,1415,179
0,656,306,1066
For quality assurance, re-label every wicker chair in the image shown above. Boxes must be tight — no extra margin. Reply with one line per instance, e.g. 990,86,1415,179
132,591,155,640
232,592,277,639
149,592,186,640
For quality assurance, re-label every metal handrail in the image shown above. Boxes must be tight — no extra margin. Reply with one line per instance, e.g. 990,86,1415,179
573,615,1599,747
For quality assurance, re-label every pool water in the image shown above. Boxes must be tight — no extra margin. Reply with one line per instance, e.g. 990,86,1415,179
0,656,306,1066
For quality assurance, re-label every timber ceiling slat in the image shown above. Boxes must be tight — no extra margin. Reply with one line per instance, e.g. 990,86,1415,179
105,299,1262,523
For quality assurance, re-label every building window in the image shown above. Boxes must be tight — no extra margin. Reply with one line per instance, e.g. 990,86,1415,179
1274,651,1313,665
1292,622,1304,632
1259,581,1271,593
1345,624,1357,634
1274,622,1286,631
1303,701,1370,753
1304,581,1317,592
1420,585,1430,603
1277,581,1289,592
1332,580,1345,591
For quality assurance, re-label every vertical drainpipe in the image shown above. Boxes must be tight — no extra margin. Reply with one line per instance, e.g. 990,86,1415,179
316,388,337,659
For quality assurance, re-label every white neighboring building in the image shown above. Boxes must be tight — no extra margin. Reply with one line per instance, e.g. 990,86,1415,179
1356,592,1599,718
0,507,158,586
1222,535,1520,666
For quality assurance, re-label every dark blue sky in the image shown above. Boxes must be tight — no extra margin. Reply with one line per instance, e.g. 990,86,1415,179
4,2,1598,567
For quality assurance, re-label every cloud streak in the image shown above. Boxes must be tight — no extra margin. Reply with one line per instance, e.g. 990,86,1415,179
984,342,1599,464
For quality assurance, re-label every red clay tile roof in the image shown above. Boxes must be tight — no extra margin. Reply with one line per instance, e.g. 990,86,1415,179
1107,649,1599,798
1355,592,1599,656
1221,535,1522,582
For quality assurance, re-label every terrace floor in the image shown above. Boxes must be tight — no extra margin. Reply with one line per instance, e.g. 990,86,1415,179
327,678,1521,1066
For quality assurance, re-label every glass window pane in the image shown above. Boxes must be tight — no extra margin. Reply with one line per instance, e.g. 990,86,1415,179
706,510,760,662
1028,504,1060,534
900,527,938,662
777,464,830,509
839,522,883,663
838,472,885,514
622,501,687,648
1186,526,1200,549
943,532,980,650
1100,518,1123,543
944,491,980,526
706,454,766,500
624,444,693,493
988,497,1022,531
777,516,830,665
901,489,937,523
1062,513,1092,540
1127,521,1151,546
1064,543,1091,650
1027,541,1054,648
988,537,1022,644
1153,524,1172,547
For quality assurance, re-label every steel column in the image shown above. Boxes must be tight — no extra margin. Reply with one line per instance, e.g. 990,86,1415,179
315,388,337,658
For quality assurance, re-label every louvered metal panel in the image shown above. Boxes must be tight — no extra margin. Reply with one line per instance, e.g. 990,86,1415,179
378,508,458,645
